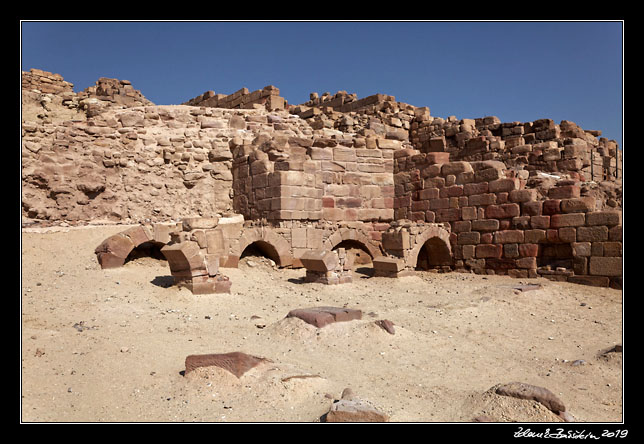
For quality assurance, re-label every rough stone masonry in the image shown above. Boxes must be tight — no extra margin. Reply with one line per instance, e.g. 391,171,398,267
21,69,622,291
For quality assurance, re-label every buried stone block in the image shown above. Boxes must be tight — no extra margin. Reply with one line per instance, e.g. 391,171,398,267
95,233,136,269
495,382,567,415
286,306,362,328
372,256,412,277
184,352,266,378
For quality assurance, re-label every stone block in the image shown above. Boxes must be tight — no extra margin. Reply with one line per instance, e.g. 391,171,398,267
530,215,550,229
548,185,580,199
469,193,497,206
325,398,389,422
585,211,622,227
299,250,339,272
441,161,473,176
494,230,524,244
372,256,405,272
589,257,622,277
286,307,362,328
95,233,135,268
184,352,265,377
458,231,481,245
472,219,499,232
550,213,585,228
291,227,308,248
560,197,596,213
485,204,520,219
476,244,503,258
489,178,520,193
509,189,536,203
577,226,609,242
182,217,219,231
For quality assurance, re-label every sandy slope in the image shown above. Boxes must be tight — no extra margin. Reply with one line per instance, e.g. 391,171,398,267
20,225,623,423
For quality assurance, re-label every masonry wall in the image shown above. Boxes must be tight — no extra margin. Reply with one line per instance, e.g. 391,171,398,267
183,85,286,111
410,115,622,185
230,134,403,223
394,149,622,288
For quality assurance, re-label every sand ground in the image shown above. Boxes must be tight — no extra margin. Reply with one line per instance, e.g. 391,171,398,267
20,224,623,423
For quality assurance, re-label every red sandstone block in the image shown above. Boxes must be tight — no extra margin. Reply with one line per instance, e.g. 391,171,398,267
585,211,622,226
485,203,520,219
521,201,543,216
440,185,464,198
322,197,335,208
472,219,499,231
372,256,405,272
546,229,559,243
589,257,622,277
411,200,430,211
493,230,524,244
560,197,596,213
417,188,439,200
489,178,520,193
426,152,450,163
184,352,265,377
524,229,546,243
287,307,362,328
300,250,339,272
458,231,481,245
509,189,536,203
558,227,577,243
461,206,477,220
463,182,489,196
550,213,585,228
435,208,461,222
476,244,502,258
469,193,497,206
519,243,539,257
548,185,580,199
530,215,550,229
516,257,537,269
543,200,561,215
577,226,609,242
429,198,450,210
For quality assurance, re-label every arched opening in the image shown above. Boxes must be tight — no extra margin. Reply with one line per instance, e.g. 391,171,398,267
415,237,453,272
332,239,374,277
239,240,281,268
124,241,167,265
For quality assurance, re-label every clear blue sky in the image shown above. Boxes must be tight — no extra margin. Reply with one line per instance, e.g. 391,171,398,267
21,21,623,148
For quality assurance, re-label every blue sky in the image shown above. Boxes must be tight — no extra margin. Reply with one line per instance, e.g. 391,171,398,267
21,21,623,148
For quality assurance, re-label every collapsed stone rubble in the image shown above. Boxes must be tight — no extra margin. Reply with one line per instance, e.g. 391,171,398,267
21,69,622,290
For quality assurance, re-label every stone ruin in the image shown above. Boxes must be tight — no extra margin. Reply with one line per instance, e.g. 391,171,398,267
21,68,623,293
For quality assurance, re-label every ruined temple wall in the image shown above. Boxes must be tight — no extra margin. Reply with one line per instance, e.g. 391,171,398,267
21,105,289,224
231,134,407,223
22,68,75,95
410,115,622,185
393,150,622,287
183,85,286,111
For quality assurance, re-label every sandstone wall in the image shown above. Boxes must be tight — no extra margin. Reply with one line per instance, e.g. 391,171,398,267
393,151,622,287
183,85,286,111
21,105,300,224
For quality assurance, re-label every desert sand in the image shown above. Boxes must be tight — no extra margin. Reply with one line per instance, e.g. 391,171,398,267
20,224,623,423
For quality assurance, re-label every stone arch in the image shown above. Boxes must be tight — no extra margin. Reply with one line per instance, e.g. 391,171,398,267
323,227,380,259
95,225,157,269
234,227,293,267
406,225,453,270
